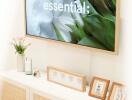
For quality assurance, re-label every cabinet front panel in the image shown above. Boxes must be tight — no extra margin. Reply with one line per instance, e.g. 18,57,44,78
2,81,26,100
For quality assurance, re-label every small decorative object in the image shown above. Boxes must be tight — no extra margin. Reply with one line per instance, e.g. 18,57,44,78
25,57,32,75
47,66,86,92
12,36,31,72
108,82,126,100
33,67,40,77
89,76,110,100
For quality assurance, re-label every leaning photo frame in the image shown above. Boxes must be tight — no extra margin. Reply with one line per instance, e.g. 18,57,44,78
108,82,126,100
89,76,110,100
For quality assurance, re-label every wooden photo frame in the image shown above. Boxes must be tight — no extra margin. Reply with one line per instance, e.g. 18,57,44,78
108,82,126,100
47,66,86,92
25,0,120,54
89,76,110,100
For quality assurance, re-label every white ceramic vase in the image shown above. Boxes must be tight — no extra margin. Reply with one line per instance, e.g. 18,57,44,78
17,54,25,72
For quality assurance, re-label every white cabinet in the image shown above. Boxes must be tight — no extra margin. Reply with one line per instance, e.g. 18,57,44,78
0,75,62,100
0,80,58,100
0,70,98,100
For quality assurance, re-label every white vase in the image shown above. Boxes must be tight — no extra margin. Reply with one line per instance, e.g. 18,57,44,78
17,54,25,72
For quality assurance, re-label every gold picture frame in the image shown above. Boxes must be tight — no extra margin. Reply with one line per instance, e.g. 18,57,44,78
108,82,126,100
47,66,86,92
89,76,110,100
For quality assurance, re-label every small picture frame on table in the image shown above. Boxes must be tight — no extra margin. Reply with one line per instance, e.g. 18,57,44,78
47,66,86,92
89,76,110,100
108,82,126,100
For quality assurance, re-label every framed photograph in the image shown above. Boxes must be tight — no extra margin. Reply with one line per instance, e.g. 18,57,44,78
25,0,120,53
108,82,126,100
89,76,110,100
47,66,86,92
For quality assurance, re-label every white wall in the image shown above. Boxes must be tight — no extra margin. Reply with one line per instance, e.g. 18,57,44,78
0,0,125,83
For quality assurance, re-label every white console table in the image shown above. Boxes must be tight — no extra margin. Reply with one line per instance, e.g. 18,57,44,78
0,70,99,100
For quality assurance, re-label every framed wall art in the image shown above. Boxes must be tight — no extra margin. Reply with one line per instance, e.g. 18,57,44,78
89,76,110,100
108,82,126,100
25,0,120,53
47,66,86,92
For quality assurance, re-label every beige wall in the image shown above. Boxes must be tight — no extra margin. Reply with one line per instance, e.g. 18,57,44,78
0,0,124,83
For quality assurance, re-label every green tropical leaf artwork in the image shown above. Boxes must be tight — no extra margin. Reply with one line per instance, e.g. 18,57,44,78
26,0,117,52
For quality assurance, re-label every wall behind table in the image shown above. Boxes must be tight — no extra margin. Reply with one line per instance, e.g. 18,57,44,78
0,0,124,83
